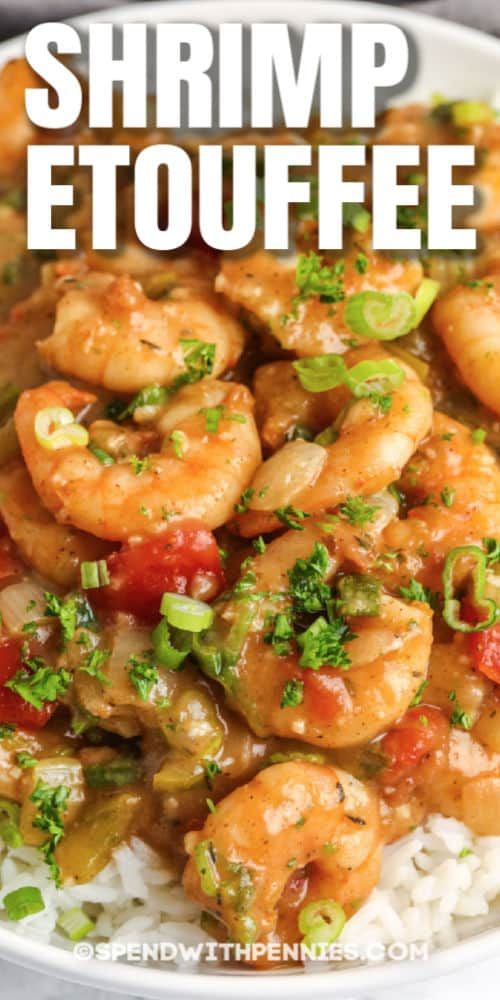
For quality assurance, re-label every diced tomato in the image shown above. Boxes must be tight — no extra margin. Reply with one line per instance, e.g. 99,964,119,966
0,637,55,729
303,669,352,724
90,522,225,622
467,623,500,684
380,706,448,785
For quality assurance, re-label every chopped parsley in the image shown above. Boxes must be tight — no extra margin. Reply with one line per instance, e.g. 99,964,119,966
44,593,95,644
283,251,345,322
287,542,330,614
203,760,222,785
129,455,152,476
79,648,111,687
398,578,439,609
280,679,304,708
5,658,70,710
200,405,247,433
252,536,266,555
127,653,158,701
409,679,429,707
440,486,456,508
264,612,294,656
0,723,15,740
339,495,379,527
234,487,254,513
354,251,369,274
274,505,310,530
297,615,353,670
448,690,473,730
30,781,70,885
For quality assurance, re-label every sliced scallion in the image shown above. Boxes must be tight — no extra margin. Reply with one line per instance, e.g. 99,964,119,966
3,886,45,921
34,407,89,451
298,898,346,951
57,906,95,941
159,593,214,633
344,290,417,340
80,560,110,590
0,798,23,848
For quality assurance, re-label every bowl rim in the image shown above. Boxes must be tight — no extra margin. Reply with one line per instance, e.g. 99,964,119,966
1,0,500,994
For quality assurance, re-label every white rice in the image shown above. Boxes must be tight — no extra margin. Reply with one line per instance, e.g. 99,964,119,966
1,814,500,970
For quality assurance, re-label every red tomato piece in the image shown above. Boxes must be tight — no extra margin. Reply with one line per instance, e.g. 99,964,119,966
467,623,500,684
380,705,448,785
303,669,352,723
0,637,55,729
90,523,225,622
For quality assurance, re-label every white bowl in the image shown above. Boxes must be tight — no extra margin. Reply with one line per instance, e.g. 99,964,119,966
1,1,500,995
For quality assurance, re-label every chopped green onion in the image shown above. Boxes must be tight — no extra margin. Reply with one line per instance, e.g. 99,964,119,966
57,907,95,941
452,100,495,128
88,442,115,465
298,898,345,950
152,618,189,670
194,839,220,897
336,574,381,616
34,407,89,450
159,593,214,632
293,354,347,393
343,202,371,233
3,886,45,921
293,354,404,398
0,798,23,848
413,278,440,326
170,430,185,458
84,757,140,789
344,290,417,340
345,359,405,398
442,544,498,632
80,560,110,589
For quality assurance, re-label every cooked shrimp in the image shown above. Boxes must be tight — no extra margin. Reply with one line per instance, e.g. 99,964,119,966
0,60,38,178
0,459,112,588
197,519,432,748
15,378,261,540
233,346,432,537
216,248,423,357
37,272,245,392
379,413,500,590
432,274,500,415
253,361,327,452
183,761,381,948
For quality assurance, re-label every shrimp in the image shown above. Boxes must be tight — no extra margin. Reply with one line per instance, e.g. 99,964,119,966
215,248,423,357
0,459,112,588
432,274,500,415
37,271,245,393
195,519,433,748
15,378,261,541
253,361,327,452
233,346,432,537
183,761,381,949
379,413,500,591
0,60,38,179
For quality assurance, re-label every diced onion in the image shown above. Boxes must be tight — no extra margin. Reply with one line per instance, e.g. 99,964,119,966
248,440,327,511
159,593,214,632
34,407,89,451
0,580,47,635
